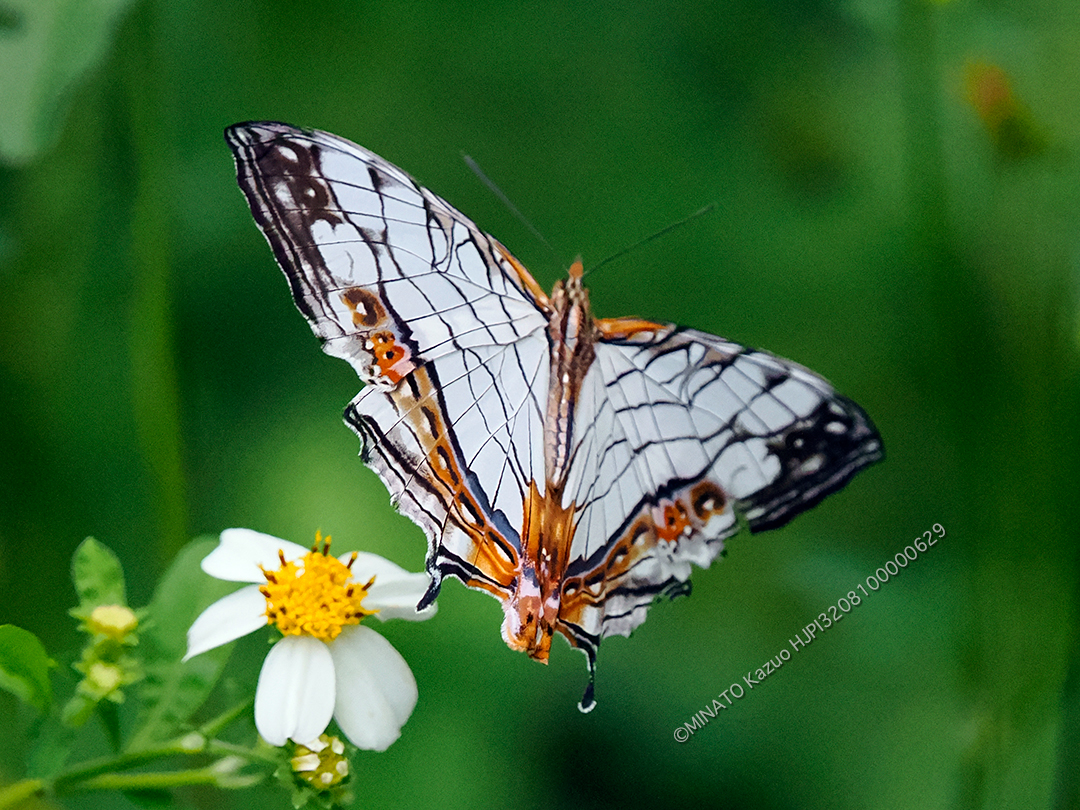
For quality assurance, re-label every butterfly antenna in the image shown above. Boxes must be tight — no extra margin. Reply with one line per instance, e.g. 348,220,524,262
582,203,717,280
462,152,555,255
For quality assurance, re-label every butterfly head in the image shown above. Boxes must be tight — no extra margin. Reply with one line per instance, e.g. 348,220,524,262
549,257,586,305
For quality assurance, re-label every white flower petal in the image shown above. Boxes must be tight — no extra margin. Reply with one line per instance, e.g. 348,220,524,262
340,551,413,582
255,636,335,746
183,585,267,661
328,625,417,751
343,552,436,621
300,736,327,753
364,575,437,621
202,528,310,582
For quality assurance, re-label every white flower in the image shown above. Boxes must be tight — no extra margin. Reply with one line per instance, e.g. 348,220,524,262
184,528,435,751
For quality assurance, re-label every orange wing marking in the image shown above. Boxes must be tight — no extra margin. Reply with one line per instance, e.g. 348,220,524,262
492,242,551,310
654,500,692,543
340,287,417,385
369,332,413,384
595,316,669,342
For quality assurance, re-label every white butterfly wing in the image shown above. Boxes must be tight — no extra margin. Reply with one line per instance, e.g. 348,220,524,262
346,336,549,601
227,122,549,602
226,123,548,373
557,324,882,655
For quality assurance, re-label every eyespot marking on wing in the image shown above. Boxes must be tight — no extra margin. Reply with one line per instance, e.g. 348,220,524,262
691,481,727,520
341,287,385,327
337,287,418,384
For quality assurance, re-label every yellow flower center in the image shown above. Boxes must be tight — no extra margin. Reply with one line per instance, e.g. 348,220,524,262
259,533,375,643
291,734,349,789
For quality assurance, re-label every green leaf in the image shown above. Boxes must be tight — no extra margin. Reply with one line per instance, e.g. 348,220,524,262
0,0,138,164
0,624,53,712
70,536,126,608
126,536,245,751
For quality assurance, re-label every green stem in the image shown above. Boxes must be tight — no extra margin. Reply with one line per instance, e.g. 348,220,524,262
74,766,256,793
205,739,280,767
0,779,45,810
51,736,203,789
120,0,187,560
45,697,255,787
199,696,255,739
48,735,277,790
0,748,265,806
77,769,217,792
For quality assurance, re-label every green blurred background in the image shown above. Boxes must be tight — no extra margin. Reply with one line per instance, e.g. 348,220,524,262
1,0,1078,808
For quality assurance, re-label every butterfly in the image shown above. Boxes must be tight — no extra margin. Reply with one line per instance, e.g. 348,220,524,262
226,122,883,711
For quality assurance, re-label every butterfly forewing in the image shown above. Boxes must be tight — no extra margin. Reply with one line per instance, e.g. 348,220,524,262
226,123,549,377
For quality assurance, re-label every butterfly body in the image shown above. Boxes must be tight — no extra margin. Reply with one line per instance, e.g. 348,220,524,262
226,122,882,710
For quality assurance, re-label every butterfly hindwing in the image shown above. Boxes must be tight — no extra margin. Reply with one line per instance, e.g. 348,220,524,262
344,337,550,604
